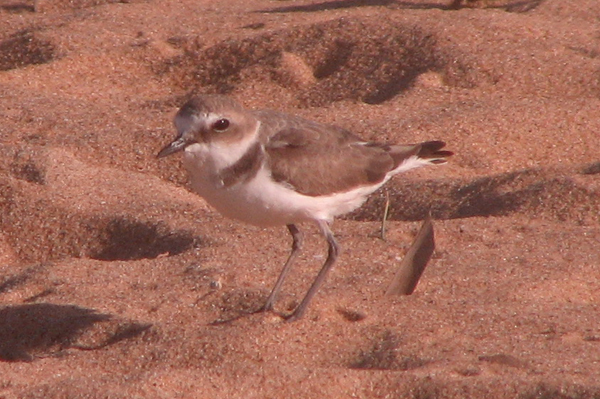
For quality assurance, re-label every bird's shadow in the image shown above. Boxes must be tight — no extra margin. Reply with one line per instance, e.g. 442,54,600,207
208,307,292,326
206,288,294,325
209,309,264,326
0,303,151,362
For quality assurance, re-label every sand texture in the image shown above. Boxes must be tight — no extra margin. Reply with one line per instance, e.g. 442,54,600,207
1,0,600,397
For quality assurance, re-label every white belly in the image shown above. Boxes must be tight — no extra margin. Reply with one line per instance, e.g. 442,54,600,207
183,149,381,227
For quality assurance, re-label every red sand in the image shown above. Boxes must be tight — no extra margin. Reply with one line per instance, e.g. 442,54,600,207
1,0,599,397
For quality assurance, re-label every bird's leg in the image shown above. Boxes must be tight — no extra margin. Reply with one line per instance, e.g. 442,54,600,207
286,220,340,322
262,224,303,312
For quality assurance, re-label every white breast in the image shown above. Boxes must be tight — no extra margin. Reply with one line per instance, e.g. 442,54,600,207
182,146,383,227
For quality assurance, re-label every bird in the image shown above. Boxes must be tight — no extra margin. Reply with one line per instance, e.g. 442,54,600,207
157,94,452,321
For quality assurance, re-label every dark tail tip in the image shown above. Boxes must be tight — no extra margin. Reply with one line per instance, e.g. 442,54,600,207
418,141,453,163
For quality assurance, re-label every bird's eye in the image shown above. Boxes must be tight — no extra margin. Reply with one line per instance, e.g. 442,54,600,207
212,118,230,132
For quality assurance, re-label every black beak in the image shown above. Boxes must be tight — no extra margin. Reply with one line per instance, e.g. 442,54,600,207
157,137,188,158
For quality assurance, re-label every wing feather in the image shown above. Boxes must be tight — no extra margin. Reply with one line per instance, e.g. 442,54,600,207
256,110,396,196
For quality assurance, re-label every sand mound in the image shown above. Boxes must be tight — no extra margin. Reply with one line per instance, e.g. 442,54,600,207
1,0,599,397
353,164,600,223
170,16,482,106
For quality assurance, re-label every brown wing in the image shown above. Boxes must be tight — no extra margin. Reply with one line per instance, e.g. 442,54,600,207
256,110,398,197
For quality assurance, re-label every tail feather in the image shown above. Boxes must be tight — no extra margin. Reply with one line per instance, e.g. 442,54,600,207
417,141,453,164
386,140,453,175
388,141,453,169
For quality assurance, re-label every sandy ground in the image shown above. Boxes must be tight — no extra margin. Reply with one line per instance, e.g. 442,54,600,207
1,0,600,397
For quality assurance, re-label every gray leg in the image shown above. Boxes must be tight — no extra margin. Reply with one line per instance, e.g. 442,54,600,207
263,224,303,312
287,220,339,322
